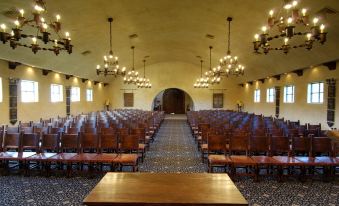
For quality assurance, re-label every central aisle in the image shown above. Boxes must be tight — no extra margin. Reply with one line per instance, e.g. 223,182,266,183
139,116,207,173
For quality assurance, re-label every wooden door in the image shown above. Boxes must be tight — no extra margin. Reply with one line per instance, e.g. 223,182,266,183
163,89,185,114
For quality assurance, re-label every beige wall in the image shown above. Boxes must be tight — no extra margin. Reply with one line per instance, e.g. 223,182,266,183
239,63,339,130
108,61,241,111
0,59,109,125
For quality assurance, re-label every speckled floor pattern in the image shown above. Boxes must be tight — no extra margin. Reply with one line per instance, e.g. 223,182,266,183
0,118,338,206
139,119,207,173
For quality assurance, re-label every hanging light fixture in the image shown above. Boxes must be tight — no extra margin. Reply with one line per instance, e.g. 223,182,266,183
194,59,209,88
124,46,139,84
204,46,221,84
253,0,327,54
137,59,152,88
0,0,73,55
96,17,126,77
219,17,245,76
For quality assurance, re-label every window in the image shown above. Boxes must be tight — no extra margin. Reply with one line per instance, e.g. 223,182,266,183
283,85,295,103
266,88,275,103
51,84,63,102
254,89,260,103
21,80,39,102
86,89,93,102
307,82,324,103
71,87,80,102
0,77,2,102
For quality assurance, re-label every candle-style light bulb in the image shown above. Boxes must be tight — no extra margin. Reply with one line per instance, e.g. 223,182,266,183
287,17,293,25
320,24,325,33
262,26,267,33
292,1,298,7
19,9,24,17
284,4,292,10
54,39,58,46
96,65,100,70
32,37,37,44
56,14,61,22
1,24,6,32
42,23,48,30
306,33,312,41
302,8,307,16
284,38,289,45
14,20,20,28
40,17,45,23
269,10,274,17
313,17,319,26
254,34,259,41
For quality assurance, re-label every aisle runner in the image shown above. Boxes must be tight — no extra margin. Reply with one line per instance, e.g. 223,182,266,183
139,119,206,173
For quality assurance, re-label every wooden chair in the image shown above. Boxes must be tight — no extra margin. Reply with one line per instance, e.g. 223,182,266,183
47,133,79,176
229,133,256,179
207,134,230,173
249,135,276,181
95,133,120,171
119,134,139,172
270,136,301,181
25,134,60,176
65,127,79,135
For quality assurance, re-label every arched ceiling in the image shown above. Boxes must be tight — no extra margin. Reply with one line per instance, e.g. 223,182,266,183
0,0,338,83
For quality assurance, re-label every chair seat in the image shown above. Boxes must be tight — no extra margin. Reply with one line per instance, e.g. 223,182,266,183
26,153,57,161
251,156,277,165
314,156,337,166
117,154,138,164
95,153,120,163
272,156,302,166
208,155,231,165
139,144,146,150
0,152,36,161
230,155,256,165
47,153,78,163
71,153,98,162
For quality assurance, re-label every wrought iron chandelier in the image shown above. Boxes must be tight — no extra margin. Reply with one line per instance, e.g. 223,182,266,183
137,59,152,88
0,0,73,55
124,46,139,84
204,46,221,84
219,17,245,76
253,0,327,54
194,59,209,88
96,18,126,77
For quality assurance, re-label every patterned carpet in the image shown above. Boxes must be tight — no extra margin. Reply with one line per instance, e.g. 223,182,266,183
0,118,338,206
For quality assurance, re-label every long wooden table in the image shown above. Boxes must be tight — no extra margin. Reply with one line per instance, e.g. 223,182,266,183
83,173,248,206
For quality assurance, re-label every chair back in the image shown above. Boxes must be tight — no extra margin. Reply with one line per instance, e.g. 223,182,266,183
270,136,290,156
66,127,79,134
21,133,39,152
229,133,249,155
61,134,79,152
250,135,269,155
41,134,59,152
3,133,20,151
99,133,118,152
120,134,139,151
100,127,115,135
80,133,98,152
291,136,310,155
6,126,20,134
21,126,34,134
311,137,332,157
208,134,226,153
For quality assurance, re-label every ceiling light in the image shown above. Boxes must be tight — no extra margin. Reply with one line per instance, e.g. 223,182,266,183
253,0,327,54
0,0,73,55
96,18,125,77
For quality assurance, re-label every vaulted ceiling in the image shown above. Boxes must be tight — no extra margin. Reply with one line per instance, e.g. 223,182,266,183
0,0,338,83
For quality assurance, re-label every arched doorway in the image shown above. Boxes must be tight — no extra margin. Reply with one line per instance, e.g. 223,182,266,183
152,88,194,114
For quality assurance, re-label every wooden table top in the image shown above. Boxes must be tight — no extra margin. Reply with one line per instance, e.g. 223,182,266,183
83,173,248,206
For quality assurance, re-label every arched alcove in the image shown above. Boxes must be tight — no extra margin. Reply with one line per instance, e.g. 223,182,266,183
152,88,194,114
